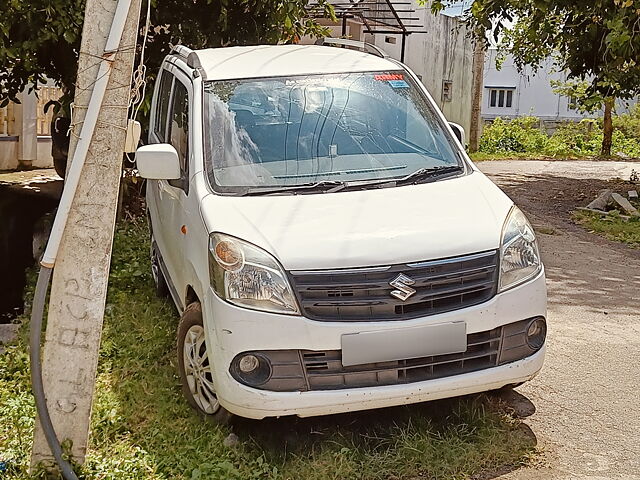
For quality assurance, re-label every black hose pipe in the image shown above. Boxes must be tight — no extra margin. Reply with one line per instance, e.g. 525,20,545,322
29,266,80,480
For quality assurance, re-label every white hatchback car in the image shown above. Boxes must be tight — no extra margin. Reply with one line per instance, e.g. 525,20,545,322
136,40,547,423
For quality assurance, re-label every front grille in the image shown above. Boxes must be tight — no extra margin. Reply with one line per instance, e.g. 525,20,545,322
290,250,499,322
300,327,501,390
229,318,545,392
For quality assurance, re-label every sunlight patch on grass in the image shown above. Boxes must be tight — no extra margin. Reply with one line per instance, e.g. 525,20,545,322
574,210,640,248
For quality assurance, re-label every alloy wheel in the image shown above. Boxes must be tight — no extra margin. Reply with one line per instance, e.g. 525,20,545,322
183,325,220,414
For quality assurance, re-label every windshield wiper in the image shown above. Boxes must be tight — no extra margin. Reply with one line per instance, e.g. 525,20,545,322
395,165,464,185
240,180,348,196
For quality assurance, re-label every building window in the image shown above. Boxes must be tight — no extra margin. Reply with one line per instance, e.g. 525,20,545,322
568,95,579,111
442,80,453,102
489,88,514,108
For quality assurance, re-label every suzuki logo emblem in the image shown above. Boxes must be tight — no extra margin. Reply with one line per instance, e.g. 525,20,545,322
389,273,416,301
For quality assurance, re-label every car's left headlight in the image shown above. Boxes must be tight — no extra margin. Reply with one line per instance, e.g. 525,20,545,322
499,206,542,292
208,233,300,315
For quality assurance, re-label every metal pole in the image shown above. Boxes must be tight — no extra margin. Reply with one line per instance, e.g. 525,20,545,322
401,33,407,62
342,15,348,36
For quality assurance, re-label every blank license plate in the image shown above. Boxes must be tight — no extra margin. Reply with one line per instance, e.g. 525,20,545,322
341,321,467,367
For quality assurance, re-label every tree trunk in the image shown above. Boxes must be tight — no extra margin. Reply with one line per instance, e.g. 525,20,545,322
601,97,614,157
469,38,485,153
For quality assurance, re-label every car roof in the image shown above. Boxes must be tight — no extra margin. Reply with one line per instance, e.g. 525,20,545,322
191,44,400,81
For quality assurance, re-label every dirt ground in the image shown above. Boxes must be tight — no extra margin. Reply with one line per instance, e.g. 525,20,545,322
478,160,640,480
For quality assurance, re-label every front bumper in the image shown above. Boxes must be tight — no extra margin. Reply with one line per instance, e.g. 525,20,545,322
219,347,544,419
202,269,546,419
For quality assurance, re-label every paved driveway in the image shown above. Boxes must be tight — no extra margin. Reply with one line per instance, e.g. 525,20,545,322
478,160,640,479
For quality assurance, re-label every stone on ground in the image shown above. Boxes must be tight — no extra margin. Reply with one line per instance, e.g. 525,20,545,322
0,324,19,353
586,190,612,211
611,192,640,216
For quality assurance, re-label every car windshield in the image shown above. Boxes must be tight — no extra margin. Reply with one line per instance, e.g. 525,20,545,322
204,72,463,194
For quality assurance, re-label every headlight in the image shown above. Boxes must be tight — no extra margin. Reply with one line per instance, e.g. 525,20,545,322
208,233,300,315
499,206,542,291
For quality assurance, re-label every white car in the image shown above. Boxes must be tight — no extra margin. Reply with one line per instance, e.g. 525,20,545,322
136,40,547,423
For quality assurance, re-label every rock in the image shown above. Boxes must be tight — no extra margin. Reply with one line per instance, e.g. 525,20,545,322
611,193,640,216
577,207,608,215
223,432,240,448
628,190,638,199
586,190,612,211
0,324,20,354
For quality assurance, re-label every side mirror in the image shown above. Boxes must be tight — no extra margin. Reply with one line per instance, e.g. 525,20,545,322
136,144,181,180
449,122,466,147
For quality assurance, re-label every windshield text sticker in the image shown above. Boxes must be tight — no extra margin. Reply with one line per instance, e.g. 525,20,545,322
374,74,404,81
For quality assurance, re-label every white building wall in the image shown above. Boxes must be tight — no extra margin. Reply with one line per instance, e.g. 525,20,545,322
370,5,474,134
0,87,55,171
482,49,636,121
301,2,476,135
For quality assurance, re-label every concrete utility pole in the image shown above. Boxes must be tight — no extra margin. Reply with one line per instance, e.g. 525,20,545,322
31,0,141,469
469,37,485,153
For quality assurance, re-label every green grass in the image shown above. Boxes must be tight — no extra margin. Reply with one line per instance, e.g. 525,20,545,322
468,151,592,162
574,210,640,247
1,219,538,479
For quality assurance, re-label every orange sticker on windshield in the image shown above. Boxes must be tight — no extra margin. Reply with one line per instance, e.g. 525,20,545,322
374,74,404,81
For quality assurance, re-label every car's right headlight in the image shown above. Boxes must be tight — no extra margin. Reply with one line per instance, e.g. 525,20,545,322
499,206,542,292
208,233,300,315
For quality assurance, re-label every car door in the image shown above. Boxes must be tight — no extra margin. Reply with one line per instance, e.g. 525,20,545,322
147,68,174,287
148,67,193,305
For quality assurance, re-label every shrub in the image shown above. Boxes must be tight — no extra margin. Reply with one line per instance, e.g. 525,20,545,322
479,117,549,154
479,114,640,158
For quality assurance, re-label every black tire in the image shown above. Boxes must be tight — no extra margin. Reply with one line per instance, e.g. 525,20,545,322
51,116,70,179
177,302,233,424
150,240,169,298
52,142,67,179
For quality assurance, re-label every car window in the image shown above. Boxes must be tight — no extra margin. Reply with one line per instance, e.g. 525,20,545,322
168,80,189,191
154,70,173,142
204,72,462,193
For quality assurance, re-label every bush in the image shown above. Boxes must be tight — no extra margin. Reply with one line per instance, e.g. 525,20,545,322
479,112,640,158
479,117,549,154
614,104,640,141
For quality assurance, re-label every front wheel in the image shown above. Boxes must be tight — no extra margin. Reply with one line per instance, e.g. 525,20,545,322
177,302,233,424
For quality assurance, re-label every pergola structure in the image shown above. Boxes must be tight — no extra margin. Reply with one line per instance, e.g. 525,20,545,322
309,0,424,62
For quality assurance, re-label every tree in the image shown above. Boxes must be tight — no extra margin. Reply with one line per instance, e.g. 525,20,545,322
430,0,640,156
1,0,334,176
0,0,335,110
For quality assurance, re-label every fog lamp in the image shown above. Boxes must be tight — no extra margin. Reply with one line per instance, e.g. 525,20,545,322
238,354,260,373
232,353,272,386
526,317,546,350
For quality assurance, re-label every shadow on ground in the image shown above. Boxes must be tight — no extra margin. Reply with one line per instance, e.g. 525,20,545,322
233,391,537,457
72,221,542,480
0,179,61,321
489,173,640,317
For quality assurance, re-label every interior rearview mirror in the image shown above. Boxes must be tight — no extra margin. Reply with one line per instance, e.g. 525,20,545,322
136,144,181,180
448,122,466,147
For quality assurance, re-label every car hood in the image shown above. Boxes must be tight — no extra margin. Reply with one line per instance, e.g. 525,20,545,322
200,171,513,270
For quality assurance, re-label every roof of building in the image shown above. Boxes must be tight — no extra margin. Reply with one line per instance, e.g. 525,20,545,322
192,44,399,81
